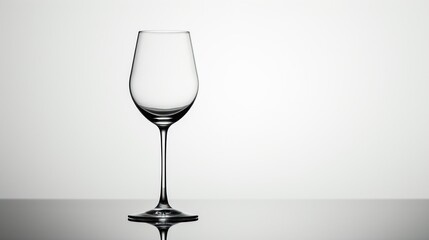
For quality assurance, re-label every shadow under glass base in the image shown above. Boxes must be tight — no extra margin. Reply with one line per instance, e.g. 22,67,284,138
128,208,198,222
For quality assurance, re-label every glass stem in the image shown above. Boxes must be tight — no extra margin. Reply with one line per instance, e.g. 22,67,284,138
156,126,171,209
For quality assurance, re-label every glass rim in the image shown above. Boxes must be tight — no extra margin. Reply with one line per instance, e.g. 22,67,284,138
138,30,190,34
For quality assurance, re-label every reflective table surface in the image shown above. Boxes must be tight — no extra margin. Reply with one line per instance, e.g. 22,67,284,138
1,200,428,239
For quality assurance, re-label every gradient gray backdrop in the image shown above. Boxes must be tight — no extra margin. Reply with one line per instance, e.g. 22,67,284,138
1,0,428,199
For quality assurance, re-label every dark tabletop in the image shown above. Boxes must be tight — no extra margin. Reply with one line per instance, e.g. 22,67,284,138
0,199,428,240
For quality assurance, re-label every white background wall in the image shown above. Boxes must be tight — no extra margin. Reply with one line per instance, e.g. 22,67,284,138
1,0,428,199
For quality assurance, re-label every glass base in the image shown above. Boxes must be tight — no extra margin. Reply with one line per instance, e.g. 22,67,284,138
128,208,198,222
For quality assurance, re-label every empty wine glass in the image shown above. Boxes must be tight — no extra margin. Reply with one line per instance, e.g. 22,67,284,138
128,30,199,222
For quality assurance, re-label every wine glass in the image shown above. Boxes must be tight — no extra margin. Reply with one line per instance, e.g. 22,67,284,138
128,30,199,222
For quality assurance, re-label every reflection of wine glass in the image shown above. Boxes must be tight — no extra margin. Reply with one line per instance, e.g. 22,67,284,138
150,222,175,240
128,31,199,221
131,220,193,240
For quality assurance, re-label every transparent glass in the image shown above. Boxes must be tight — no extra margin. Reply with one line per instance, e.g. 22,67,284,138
128,31,198,222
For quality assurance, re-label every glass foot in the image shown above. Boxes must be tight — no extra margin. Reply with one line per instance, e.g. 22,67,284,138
128,208,198,222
